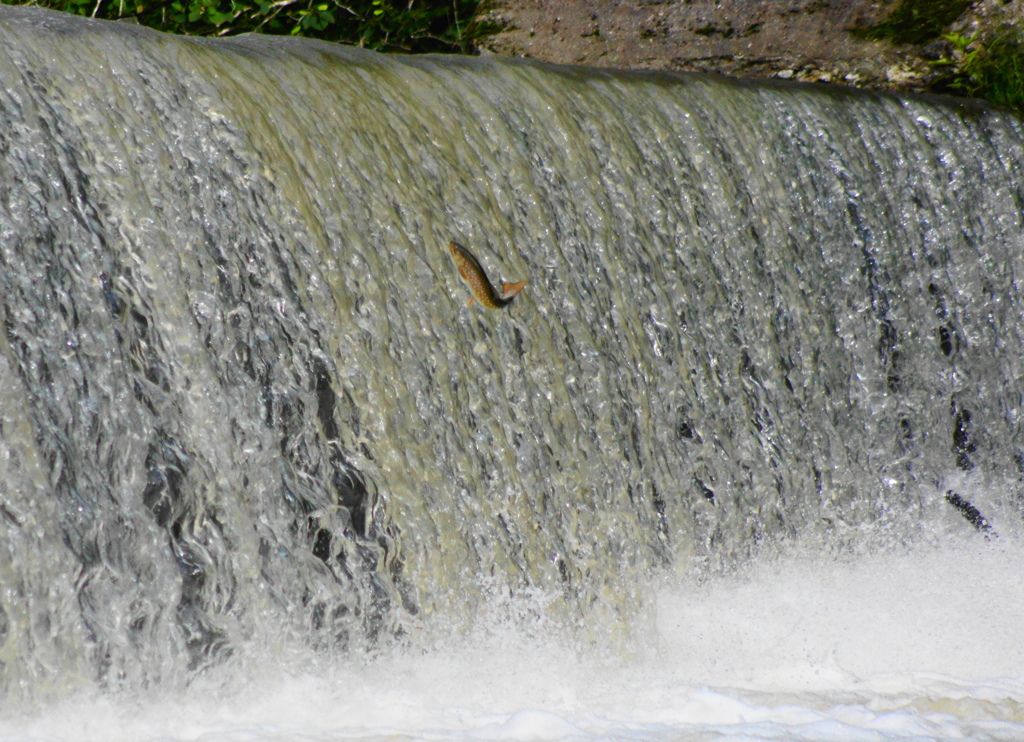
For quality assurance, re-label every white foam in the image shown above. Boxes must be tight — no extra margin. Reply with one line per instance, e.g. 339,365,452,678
3,537,1023,742
656,536,1024,689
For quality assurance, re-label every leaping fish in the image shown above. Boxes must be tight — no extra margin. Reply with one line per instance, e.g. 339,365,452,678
448,241,527,309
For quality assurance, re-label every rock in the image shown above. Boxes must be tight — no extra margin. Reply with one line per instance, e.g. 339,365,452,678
477,0,1021,98
921,38,952,61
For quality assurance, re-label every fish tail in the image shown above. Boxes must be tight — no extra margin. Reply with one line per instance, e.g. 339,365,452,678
502,280,527,300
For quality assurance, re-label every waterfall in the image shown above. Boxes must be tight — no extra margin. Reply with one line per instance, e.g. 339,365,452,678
1,5,1022,701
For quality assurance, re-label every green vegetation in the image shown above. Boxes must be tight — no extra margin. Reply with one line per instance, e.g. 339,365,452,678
940,30,1024,115
856,0,1023,115
5,0,493,53
859,0,971,46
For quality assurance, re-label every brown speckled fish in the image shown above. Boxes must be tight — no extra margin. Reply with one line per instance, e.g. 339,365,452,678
449,241,527,309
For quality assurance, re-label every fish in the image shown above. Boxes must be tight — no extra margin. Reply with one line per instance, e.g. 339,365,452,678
448,241,527,309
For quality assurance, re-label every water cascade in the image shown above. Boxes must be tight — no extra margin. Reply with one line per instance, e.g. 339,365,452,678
1,6,1023,703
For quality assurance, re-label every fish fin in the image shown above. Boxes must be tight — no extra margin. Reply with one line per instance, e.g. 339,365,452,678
502,280,527,299
466,296,476,307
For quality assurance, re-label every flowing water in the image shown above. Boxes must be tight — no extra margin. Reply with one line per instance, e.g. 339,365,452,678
1,6,1023,739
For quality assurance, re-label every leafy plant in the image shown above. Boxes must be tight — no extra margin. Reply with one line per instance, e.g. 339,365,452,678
856,0,1023,115
942,29,1024,114
7,0,490,53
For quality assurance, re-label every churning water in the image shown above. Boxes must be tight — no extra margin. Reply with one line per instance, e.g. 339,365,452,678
1,6,1023,739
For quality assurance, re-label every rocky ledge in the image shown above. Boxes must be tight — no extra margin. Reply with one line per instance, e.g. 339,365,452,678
478,0,1022,97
